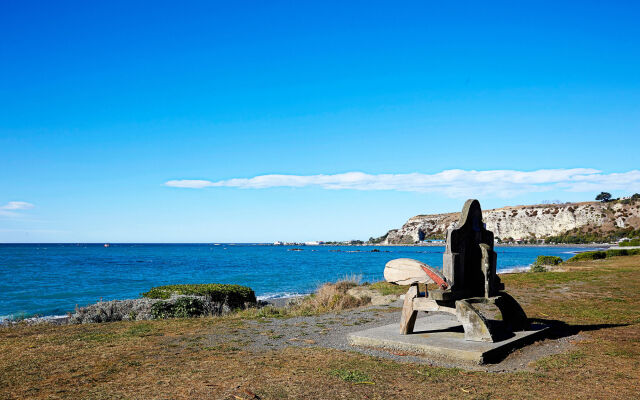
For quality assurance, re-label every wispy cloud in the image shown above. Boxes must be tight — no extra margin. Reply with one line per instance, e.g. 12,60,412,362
0,201,35,217
164,169,640,198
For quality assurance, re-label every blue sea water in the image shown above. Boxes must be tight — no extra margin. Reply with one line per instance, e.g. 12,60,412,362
0,244,593,319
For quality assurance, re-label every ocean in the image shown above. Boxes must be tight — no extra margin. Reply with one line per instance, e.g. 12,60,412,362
0,243,592,319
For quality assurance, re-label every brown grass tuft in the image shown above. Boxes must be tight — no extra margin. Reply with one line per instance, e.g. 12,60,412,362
294,275,370,314
233,275,371,319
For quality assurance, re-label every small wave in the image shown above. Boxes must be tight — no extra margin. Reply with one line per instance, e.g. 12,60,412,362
0,312,30,322
498,266,530,274
257,292,306,301
0,314,69,325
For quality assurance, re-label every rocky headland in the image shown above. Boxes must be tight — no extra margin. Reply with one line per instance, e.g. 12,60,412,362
375,198,640,244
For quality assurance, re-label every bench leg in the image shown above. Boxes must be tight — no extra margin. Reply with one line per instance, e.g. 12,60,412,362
400,284,418,334
495,292,530,331
455,299,496,342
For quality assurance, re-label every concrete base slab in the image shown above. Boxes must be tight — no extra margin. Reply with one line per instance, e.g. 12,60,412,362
348,313,549,364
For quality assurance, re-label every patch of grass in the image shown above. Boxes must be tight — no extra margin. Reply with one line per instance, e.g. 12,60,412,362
503,269,601,286
74,331,119,343
604,349,637,358
124,323,154,337
536,351,586,372
368,281,408,295
203,343,242,352
329,369,372,383
602,297,626,303
415,366,461,380
235,305,291,319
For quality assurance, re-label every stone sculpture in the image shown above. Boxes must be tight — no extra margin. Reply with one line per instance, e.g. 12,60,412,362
384,199,530,342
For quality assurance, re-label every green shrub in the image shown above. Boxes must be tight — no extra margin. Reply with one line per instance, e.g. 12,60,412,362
151,297,205,319
606,249,628,257
546,227,640,244
566,248,640,262
530,264,547,273
529,255,563,272
619,238,640,247
142,283,256,303
533,255,563,266
566,251,607,262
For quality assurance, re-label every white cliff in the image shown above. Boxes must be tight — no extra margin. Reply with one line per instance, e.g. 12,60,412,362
379,200,640,244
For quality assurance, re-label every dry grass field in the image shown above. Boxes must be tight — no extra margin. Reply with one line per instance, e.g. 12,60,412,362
1,256,639,399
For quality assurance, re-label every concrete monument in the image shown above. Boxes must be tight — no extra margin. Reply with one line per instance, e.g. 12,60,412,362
384,199,530,342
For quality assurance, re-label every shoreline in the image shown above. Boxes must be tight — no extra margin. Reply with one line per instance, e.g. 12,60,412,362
346,243,613,248
0,245,610,324
0,264,541,325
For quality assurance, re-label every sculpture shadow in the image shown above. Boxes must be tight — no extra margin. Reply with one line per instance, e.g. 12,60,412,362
527,318,629,340
412,318,626,339
482,318,629,364
412,322,516,342
412,324,465,335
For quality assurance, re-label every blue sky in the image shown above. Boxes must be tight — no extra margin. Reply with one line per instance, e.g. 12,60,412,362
1,1,639,242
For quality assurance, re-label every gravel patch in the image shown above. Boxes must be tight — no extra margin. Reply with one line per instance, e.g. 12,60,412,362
203,299,581,372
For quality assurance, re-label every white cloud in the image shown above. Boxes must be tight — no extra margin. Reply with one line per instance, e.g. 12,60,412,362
164,169,640,198
1,201,35,210
0,201,35,217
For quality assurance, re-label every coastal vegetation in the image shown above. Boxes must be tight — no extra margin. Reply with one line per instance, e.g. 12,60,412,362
619,238,640,246
236,276,372,319
546,227,640,244
71,284,258,323
596,191,612,202
142,283,256,303
150,297,206,319
530,255,563,272
1,255,639,399
566,248,640,262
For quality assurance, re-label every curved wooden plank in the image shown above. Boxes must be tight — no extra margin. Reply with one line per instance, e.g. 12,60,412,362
384,258,448,288
384,258,431,285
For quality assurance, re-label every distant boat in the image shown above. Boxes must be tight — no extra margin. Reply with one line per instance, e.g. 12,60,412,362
104,243,110,247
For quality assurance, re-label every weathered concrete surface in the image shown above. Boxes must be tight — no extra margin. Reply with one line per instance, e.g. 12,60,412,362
349,313,549,364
